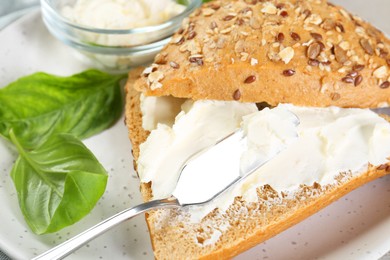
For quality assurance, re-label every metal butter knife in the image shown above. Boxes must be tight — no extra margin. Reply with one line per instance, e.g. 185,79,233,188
372,107,390,116
32,127,290,260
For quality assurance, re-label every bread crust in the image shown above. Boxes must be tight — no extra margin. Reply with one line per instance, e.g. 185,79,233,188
199,167,387,259
125,75,390,259
134,0,390,108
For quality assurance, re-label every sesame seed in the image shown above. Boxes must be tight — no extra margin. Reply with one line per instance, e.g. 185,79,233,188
188,22,195,32
169,61,180,69
280,11,288,17
354,75,363,86
240,7,252,13
341,77,354,84
378,164,388,170
290,32,301,41
244,75,256,84
220,27,233,34
154,53,167,65
307,42,321,59
310,33,323,41
318,41,326,52
187,31,197,40
352,64,365,71
308,59,320,66
279,47,295,64
283,69,296,76
223,15,235,21
175,37,184,45
233,89,241,100
209,3,220,10
360,39,374,55
235,18,245,26
339,8,351,20
335,23,345,33
347,71,358,78
322,18,335,30
250,58,258,66
373,66,388,79
261,3,278,14
276,32,285,43
202,8,215,17
210,21,218,29
380,81,390,89
189,56,204,66
334,45,348,64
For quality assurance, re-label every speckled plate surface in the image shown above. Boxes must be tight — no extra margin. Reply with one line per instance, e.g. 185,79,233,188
0,1,390,259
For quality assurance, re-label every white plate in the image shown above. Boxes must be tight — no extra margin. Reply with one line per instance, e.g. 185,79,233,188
0,1,390,259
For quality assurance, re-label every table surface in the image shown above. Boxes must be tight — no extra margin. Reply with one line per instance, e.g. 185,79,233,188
0,1,390,260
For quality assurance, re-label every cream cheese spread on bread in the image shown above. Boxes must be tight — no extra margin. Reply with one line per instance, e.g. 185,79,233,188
138,96,390,221
137,97,257,199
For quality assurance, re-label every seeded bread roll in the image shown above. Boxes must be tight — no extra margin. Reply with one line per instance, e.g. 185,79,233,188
134,0,390,108
125,74,390,259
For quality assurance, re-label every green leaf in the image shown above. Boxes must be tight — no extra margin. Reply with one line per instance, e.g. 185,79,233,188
10,130,108,234
0,70,125,149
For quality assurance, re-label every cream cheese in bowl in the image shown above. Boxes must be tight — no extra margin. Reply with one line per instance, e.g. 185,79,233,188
41,0,201,71
62,0,186,46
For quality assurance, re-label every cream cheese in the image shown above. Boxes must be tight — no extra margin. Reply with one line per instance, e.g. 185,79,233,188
140,94,186,131
240,106,300,175
138,96,390,221
62,0,185,70
137,99,258,199
236,105,390,203
170,106,300,206
62,0,185,32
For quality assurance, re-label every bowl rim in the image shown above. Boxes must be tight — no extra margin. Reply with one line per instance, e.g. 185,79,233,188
40,0,202,34
44,13,173,54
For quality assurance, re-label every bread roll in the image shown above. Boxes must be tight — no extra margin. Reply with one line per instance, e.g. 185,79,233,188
135,0,390,108
125,0,390,258
125,68,390,259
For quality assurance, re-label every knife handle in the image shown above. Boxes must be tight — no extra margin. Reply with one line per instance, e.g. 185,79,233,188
32,198,180,260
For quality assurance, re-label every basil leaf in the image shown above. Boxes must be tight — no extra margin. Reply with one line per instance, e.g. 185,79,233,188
10,130,108,234
0,70,125,149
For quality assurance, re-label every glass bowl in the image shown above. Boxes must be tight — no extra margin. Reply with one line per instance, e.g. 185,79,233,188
40,0,202,72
